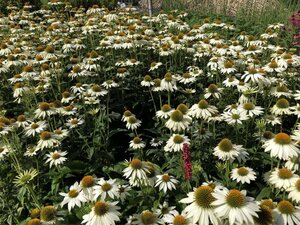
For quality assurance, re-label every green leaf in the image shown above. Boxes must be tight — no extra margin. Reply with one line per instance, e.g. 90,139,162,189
256,187,272,200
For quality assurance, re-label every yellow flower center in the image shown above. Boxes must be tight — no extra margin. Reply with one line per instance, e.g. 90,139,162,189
208,84,218,93
237,167,249,176
101,182,112,192
277,200,295,214
283,53,292,59
70,119,78,125
248,45,256,51
39,102,50,111
278,168,293,179
161,104,171,112
274,132,291,145
164,73,172,82
198,99,209,109
177,104,188,114
182,73,191,79
173,135,184,144
30,208,40,218
123,110,132,117
269,60,278,68
23,65,33,72
226,189,245,208
52,152,61,160
243,102,254,110
173,215,187,225
128,116,137,124
45,45,54,53
40,131,51,140
31,123,39,129
17,115,26,122
162,174,170,182
231,113,240,120
133,137,141,144
141,211,156,225
68,189,79,198
276,98,290,110
194,186,215,208
62,91,71,98
260,199,275,210
81,175,95,188
248,68,258,74
224,61,233,68
130,159,143,169
40,205,56,221
27,218,42,225
295,179,300,191
218,138,233,152
276,85,288,93
263,131,274,140
144,75,152,82
94,201,109,216
254,205,273,225
170,110,184,122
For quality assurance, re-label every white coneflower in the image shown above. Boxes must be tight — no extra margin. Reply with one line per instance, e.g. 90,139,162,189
160,72,177,92
269,167,299,190
273,200,300,225
188,99,218,120
163,210,193,225
24,121,47,137
271,85,293,98
141,75,155,87
265,114,281,126
212,188,260,225
87,84,108,97
60,181,87,212
204,84,223,99
122,110,134,122
178,72,196,84
15,115,30,128
117,184,131,203
132,210,164,225
82,201,120,225
13,168,39,187
61,91,75,104
123,159,149,181
156,104,174,119
45,150,67,168
222,75,239,87
125,116,141,130
155,174,178,193
66,117,84,128
165,110,191,132
149,61,163,71
231,166,256,184
150,138,163,147
129,137,146,149
238,102,264,117
155,202,177,222
164,134,190,152
180,185,221,225
241,68,266,84
263,60,286,73
263,132,299,161
102,80,119,89
288,178,300,203
93,178,119,201
35,102,54,119
222,109,249,125
220,61,236,74
213,138,245,162
36,131,60,150
80,175,96,201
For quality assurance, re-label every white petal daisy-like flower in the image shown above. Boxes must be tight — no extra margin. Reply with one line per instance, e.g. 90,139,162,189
123,159,149,181
263,132,299,161
45,150,67,168
82,201,121,225
129,137,146,149
163,210,194,225
238,102,264,117
222,109,249,125
93,178,119,201
165,110,191,132
132,210,164,225
164,134,190,152
60,181,87,212
188,99,218,120
37,131,60,151
273,200,300,225
156,104,174,119
231,166,256,184
288,178,300,203
80,175,96,201
213,138,245,162
212,188,260,225
180,185,221,225
125,116,141,130
269,167,299,190
270,98,292,116
155,174,178,193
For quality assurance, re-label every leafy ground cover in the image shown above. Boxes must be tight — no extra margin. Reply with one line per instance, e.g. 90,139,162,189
0,1,300,225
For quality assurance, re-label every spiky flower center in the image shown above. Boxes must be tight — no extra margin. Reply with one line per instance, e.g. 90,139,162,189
269,60,278,68
128,116,138,124
276,85,288,93
226,189,245,208
208,84,218,93
52,152,61,160
68,189,79,198
243,102,254,110
177,104,188,114
17,115,26,122
133,137,141,144
94,201,108,216
224,61,233,68
170,110,184,122
277,200,295,214
231,113,240,119
40,131,51,140
274,132,291,145
141,211,156,225
162,174,170,182
161,104,171,112
30,208,40,218
294,179,300,191
130,159,143,169
173,135,184,144
164,73,172,82
218,138,233,152
30,123,39,129
237,167,249,176
23,65,33,72
173,215,187,225
248,68,258,74
40,206,56,221
263,131,274,140
70,119,78,125
248,45,256,51
194,186,215,208
102,182,112,192
92,85,102,92
39,102,50,111
27,218,41,225
198,100,209,109
182,73,191,79
81,175,95,188
144,75,152,82
260,199,275,209
123,110,132,117
278,168,293,179
62,91,71,98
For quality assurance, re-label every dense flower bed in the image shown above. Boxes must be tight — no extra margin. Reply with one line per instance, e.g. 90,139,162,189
0,2,300,225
